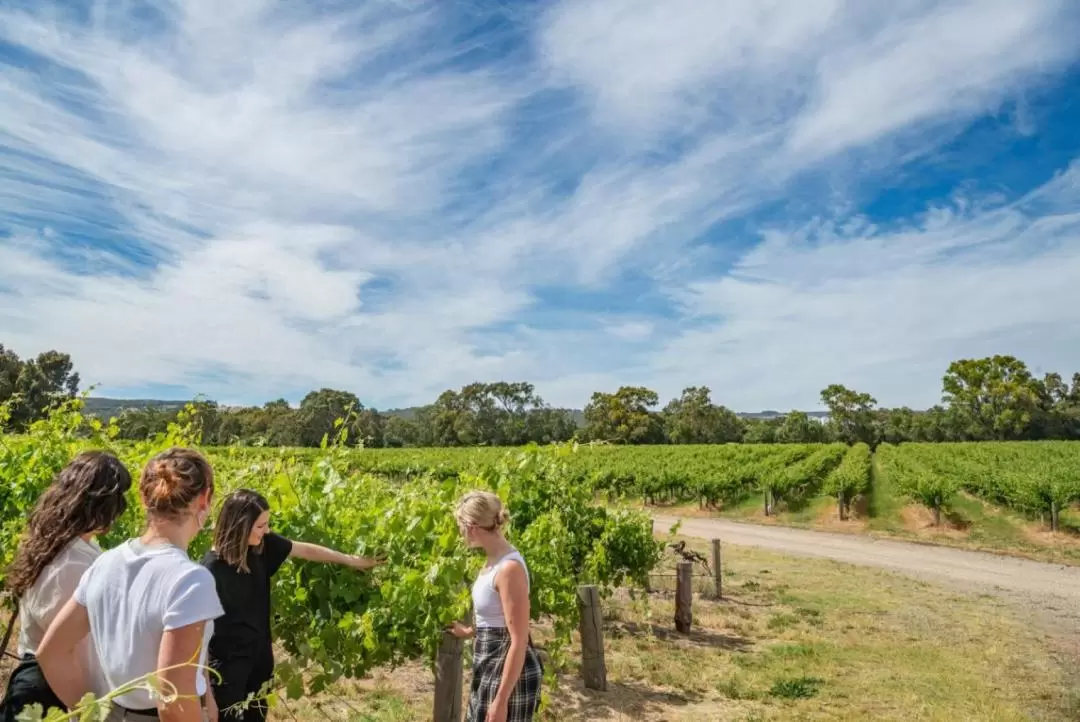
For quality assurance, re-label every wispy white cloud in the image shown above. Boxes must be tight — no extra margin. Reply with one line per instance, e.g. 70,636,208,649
1,0,1078,409
786,0,1076,159
656,163,1080,410
540,0,841,135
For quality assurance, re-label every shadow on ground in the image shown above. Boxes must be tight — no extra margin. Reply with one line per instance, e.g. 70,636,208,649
609,620,754,652
547,678,706,720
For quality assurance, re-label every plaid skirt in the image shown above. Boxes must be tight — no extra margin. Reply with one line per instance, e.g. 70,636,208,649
466,628,543,722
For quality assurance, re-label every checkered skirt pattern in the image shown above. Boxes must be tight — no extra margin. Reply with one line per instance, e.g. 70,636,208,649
466,627,543,722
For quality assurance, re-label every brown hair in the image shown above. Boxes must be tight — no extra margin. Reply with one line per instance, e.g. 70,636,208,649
6,451,132,597
213,489,271,573
455,491,510,531
140,447,214,520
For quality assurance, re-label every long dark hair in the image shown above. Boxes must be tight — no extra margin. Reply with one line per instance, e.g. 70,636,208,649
213,489,271,573
6,451,132,597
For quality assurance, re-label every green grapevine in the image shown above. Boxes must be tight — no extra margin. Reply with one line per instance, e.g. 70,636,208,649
876,444,960,525
0,400,663,698
823,443,871,520
883,441,1080,531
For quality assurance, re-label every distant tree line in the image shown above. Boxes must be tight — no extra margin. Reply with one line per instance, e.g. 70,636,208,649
90,383,578,449
1,344,1078,447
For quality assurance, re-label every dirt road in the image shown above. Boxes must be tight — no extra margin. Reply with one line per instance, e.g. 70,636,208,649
653,514,1080,602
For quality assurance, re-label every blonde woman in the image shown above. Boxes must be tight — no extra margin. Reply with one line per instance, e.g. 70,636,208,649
449,492,542,722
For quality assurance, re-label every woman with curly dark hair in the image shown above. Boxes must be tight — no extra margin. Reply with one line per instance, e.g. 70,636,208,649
0,451,132,722
38,447,223,722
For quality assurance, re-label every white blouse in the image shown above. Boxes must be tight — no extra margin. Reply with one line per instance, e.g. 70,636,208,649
17,536,100,659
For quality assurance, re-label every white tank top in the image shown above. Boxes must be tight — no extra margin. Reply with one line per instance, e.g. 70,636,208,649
472,549,529,629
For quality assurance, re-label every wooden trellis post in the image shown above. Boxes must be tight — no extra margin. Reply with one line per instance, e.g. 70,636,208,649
433,629,464,721
711,538,722,599
675,561,693,633
577,584,608,690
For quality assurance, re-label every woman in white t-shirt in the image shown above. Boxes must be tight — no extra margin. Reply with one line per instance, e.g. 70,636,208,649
38,448,224,722
0,451,132,722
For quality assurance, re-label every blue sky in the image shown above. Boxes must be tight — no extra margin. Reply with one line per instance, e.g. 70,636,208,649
2,0,1079,412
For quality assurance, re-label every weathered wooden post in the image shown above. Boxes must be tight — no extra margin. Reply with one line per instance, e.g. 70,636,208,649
675,561,693,633
711,538,722,600
433,629,464,722
577,585,607,691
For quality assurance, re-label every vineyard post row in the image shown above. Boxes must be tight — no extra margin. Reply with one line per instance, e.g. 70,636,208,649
431,539,723,720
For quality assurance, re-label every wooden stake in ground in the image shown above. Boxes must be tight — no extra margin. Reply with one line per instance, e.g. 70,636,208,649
433,628,464,722
711,538,722,599
577,584,608,691
675,561,693,634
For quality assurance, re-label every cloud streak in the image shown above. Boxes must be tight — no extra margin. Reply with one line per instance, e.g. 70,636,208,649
1,0,1078,410
657,162,1080,411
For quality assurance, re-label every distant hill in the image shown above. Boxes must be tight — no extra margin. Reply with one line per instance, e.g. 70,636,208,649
86,397,824,425
83,397,188,417
742,410,830,420
382,406,587,425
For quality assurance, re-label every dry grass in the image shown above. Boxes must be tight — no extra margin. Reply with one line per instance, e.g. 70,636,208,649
286,668,430,721
288,539,1078,721
1022,524,1080,552
898,504,971,538
811,499,870,533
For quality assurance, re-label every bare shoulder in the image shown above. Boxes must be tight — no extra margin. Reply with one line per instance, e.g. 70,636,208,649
495,558,528,589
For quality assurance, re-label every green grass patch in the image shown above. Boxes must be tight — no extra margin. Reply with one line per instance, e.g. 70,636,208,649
866,454,906,533
769,676,824,699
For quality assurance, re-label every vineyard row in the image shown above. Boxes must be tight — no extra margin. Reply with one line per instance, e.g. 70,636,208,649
217,439,1080,528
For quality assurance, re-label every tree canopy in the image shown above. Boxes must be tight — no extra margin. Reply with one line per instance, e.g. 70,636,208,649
942,355,1044,440
0,345,80,430
663,386,743,444
820,384,877,445
583,386,665,444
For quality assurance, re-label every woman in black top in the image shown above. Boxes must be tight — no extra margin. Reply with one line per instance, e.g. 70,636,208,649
202,489,382,722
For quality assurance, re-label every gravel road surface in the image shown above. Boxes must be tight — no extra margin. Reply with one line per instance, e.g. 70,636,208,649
653,514,1080,601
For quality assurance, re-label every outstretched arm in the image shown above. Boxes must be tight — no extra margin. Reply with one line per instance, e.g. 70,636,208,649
289,541,382,570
